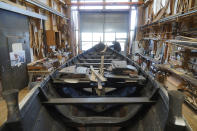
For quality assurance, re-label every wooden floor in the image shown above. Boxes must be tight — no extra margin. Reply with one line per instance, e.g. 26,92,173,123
0,88,30,126
0,88,197,130
166,79,197,130
183,104,197,131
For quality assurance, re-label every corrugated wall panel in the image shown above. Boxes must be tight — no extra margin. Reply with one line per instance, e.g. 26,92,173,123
80,12,129,33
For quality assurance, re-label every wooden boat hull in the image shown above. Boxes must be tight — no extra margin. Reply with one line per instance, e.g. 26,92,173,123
0,44,192,131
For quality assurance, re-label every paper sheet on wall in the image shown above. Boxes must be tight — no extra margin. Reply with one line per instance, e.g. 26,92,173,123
12,43,23,52
10,43,26,67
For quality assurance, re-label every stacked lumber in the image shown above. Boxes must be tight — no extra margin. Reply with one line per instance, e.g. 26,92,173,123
27,58,59,71
164,75,185,90
143,0,196,25
184,89,197,111
29,19,45,59
175,0,195,13
135,0,197,112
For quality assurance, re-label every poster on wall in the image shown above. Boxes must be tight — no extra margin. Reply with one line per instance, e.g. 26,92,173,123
10,43,26,67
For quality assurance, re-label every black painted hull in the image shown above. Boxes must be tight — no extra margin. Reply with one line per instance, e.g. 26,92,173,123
0,44,191,131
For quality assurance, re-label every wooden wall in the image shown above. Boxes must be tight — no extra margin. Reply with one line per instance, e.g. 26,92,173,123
1,0,76,60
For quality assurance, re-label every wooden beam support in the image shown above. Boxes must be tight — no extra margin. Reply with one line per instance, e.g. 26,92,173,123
90,66,106,82
69,2,144,6
0,2,47,20
43,97,155,105
24,0,69,20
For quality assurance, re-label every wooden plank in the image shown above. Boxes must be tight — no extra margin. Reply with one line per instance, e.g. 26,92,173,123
28,70,50,73
152,0,170,22
79,59,118,61
0,2,47,20
0,88,30,126
70,2,144,6
0,0,26,9
24,0,68,19
46,30,56,46
165,75,185,90
27,66,45,70
77,63,111,65
167,40,197,49
141,8,197,29
27,58,47,66
157,65,197,87
183,104,197,131
90,66,106,82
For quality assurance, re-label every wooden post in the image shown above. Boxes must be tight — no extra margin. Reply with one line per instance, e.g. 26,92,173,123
182,49,190,70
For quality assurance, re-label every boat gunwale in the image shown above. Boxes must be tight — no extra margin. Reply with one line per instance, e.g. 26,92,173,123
0,44,170,129
19,44,170,118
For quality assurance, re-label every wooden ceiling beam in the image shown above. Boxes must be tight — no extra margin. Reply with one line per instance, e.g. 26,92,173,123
69,2,144,6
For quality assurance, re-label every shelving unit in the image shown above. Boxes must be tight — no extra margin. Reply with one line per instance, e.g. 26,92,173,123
134,0,197,113
140,8,197,29
24,0,69,19
142,37,197,49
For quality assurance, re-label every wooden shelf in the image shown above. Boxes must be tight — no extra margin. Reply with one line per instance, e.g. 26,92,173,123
143,37,164,41
166,39,197,49
140,8,197,29
24,0,69,20
136,53,160,64
0,2,47,20
157,65,197,87
142,37,197,49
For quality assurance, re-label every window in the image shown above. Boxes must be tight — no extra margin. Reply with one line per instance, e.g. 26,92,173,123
72,0,132,10
81,32,127,51
130,9,136,30
105,33,115,41
71,6,78,10
71,0,77,2
93,33,103,41
81,32,102,51
105,0,129,10
80,0,102,2
93,42,99,46
116,33,127,51
80,0,103,10
118,40,126,51
80,6,103,10
71,0,78,10
116,33,127,39
81,33,92,41
130,8,137,44
72,11,79,29
130,31,134,40
105,6,130,10
105,41,113,46
82,42,92,50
